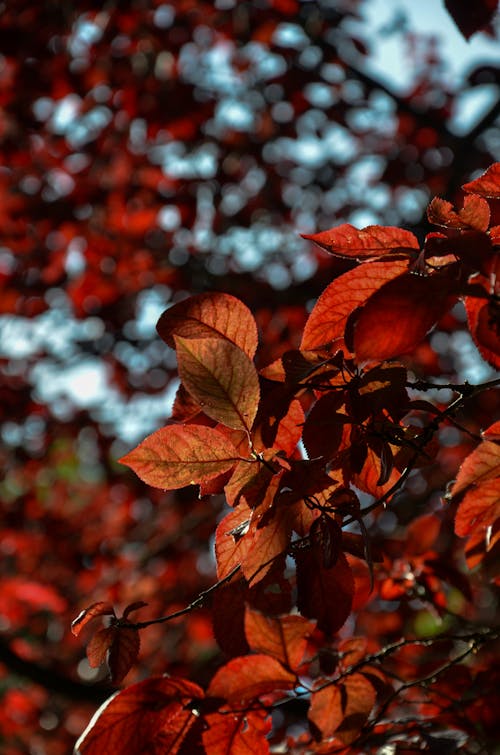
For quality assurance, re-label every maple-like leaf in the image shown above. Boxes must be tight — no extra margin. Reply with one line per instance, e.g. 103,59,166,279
308,673,376,743
352,273,456,362
302,224,418,260
156,292,258,358
119,425,244,490
174,336,260,432
202,707,271,755
295,549,354,635
207,654,296,703
450,420,500,497
74,676,204,755
462,162,500,197
427,195,490,231
244,607,315,671
301,259,409,351
71,602,115,637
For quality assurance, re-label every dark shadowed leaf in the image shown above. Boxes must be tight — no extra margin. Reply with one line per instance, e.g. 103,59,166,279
295,549,354,635
108,627,141,684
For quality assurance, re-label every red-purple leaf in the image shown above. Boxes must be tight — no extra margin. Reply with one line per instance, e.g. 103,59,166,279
244,607,315,671
295,549,354,635
86,627,116,668
175,336,260,432
157,292,258,358
108,627,141,684
352,273,456,361
302,224,418,260
462,162,500,198
465,287,500,370
71,602,115,637
301,259,409,351
215,502,253,580
308,673,376,743
75,676,204,755
202,708,271,755
207,654,296,703
123,601,148,619
119,425,242,490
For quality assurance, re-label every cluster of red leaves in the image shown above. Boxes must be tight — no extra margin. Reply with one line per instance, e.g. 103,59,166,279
74,164,500,753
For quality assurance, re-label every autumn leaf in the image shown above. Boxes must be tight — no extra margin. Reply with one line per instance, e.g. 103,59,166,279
352,272,456,362
450,421,500,497
301,259,409,351
202,708,271,755
308,673,376,744
427,195,490,231
175,336,260,432
455,479,500,538
108,627,141,684
207,654,296,703
244,607,315,671
465,284,500,370
462,162,500,197
302,224,419,260
71,602,115,637
75,676,204,755
119,425,243,490
156,292,258,358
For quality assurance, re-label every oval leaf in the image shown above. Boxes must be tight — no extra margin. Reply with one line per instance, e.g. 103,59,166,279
301,259,409,351
207,654,296,703
203,708,271,755
75,676,204,755
157,292,258,358
119,425,241,490
295,549,354,635
302,224,418,260
72,602,115,637
175,336,260,432
309,673,376,744
462,162,500,198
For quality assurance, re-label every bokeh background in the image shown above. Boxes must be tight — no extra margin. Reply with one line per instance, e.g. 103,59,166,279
1,1,500,752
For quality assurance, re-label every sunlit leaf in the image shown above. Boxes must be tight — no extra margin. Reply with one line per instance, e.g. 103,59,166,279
175,336,260,432
244,607,315,671
302,224,418,260
202,707,271,755
451,422,500,497
119,425,242,490
308,673,376,743
72,602,115,637
207,654,296,703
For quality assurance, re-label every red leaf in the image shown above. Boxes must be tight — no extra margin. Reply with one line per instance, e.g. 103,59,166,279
295,549,354,635
207,654,296,703
455,479,500,537
119,425,242,490
202,707,271,755
75,676,204,755
86,627,116,668
212,579,250,658
302,393,346,461
352,273,456,361
308,673,376,743
156,292,258,358
302,224,418,260
108,627,141,684
427,195,490,231
301,259,409,351
241,485,292,586
451,422,500,497
123,601,148,619
465,287,500,369
175,336,260,432
462,162,500,198
72,602,115,637
215,502,253,580
244,607,315,671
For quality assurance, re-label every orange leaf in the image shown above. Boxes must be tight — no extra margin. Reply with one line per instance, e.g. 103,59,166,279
301,259,409,351
119,425,242,490
427,195,490,231
455,480,500,537
241,485,291,586
308,673,376,744
75,676,204,755
302,224,418,260
295,549,354,635
462,162,500,198
215,503,253,580
451,422,500,497
202,707,271,755
71,602,115,637
175,336,260,432
244,607,315,671
207,654,296,703
352,273,456,362
156,292,258,358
